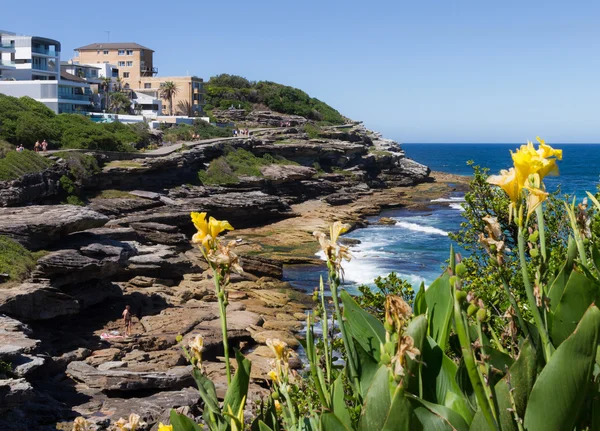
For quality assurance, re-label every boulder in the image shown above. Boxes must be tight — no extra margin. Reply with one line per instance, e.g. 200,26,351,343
260,165,317,184
250,329,299,348
66,361,194,391
88,198,163,217
12,354,45,377
125,243,198,279
0,378,34,412
0,283,79,320
0,205,109,250
0,315,39,360
0,164,68,207
130,222,188,246
239,255,283,279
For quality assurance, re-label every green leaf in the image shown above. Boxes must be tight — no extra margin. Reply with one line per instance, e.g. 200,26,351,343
355,340,380,399
547,235,576,303
320,413,352,431
524,305,600,430
551,269,600,346
169,409,202,431
358,365,392,431
492,338,537,431
404,315,428,395
332,374,352,429
415,281,427,315
408,395,470,431
382,386,413,430
192,368,221,414
223,350,252,418
425,271,453,350
341,290,386,361
257,420,275,431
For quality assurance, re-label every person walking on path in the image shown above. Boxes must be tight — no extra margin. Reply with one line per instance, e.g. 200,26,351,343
122,305,133,336
41,139,48,152
34,141,41,152
16,144,24,152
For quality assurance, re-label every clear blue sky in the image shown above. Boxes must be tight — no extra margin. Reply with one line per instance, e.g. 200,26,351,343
3,0,599,143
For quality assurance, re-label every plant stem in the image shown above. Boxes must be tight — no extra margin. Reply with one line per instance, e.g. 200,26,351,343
535,205,547,263
320,277,332,384
329,271,361,395
453,295,499,430
517,227,552,362
212,267,232,384
499,273,529,339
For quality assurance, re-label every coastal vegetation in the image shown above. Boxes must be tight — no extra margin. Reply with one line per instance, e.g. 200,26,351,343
198,147,298,185
161,120,232,143
204,74,346,124
0,236,46,282
70,139,600,430
160,81,179,117
0,150,54,181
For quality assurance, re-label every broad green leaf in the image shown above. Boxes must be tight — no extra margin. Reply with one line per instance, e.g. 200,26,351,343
332,374,352,429
414,281,427,315
409,395,470,431
551,269,600,346
355,340,379,398
169,410,202,431
382,386,413,430
223,350,252,418
358,365,392,431
320,413,351,431
425,271,453,350
341,290,385,361
257,420,274,431
491,339,537,431
524,305,600,430
192,368,221,413
422,337,463,406
404,315,428,395
547,235,576,304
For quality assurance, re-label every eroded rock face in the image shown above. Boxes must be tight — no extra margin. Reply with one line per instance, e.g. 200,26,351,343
0,378,34,412
66,361,194,391
0,164,68,207
0,283,80,320
260,165,317,184
0,315,40,360
0,205,109,250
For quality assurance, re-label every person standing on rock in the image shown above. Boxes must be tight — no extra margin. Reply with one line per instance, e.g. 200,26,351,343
122,305,133,336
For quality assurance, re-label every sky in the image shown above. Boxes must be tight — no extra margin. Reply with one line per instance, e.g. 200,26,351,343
3,0,600,143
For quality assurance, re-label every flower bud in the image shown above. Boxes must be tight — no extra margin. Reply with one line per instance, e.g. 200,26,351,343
476,308,487,322
455,290,467,304
449,275,459,287
529,230,539,242
467,304,478,317
380,352,391,365
455,262,467,278
384,321,394,332
385,341,395,356
272,391,280,400
530,248,539,258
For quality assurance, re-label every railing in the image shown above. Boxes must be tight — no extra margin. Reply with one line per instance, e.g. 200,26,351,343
0,43,14,50
32,47,60,56
58,93,92,101
32,63,57,72
0,59,16,67
140,66,158,74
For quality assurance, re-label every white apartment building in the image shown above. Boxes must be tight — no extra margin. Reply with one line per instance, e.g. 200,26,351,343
0,31,93,114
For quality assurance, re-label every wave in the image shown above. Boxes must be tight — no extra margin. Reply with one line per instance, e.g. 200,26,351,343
430,197,465,203
449,203,465,211
395,221,449,236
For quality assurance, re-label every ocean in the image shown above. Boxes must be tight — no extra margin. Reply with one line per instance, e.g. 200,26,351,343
283,143,600,293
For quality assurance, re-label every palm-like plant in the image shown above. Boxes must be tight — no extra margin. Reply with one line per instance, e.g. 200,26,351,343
115,77,124,92
160,81,178,116
109,92,131,114
176,100,192,116
100,77,112,112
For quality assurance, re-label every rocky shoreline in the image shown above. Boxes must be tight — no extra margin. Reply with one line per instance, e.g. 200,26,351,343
0,117,468,430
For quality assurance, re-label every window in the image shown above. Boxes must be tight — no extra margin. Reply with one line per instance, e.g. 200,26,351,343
103,50,109,55
123,72,130,78
103,61,109,64
144,83,151,89
97,50,100,54
118,61,125,67
118,50,125,55
126,61,133,67
126,50,133,55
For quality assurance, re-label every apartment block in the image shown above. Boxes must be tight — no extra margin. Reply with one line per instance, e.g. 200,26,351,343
73,42,157,88
0,30,16,79
0,31,60,81
136,76,205,116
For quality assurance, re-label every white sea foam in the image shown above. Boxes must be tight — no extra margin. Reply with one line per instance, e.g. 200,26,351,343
430,197,465,203
449,203,465,211
395,221,449,236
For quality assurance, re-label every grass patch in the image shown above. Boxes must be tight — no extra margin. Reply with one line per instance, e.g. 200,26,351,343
0,236,47,282
104,160,145,169
64,195,85,206
93,189,137,199
198,147,298,185
0,150,54,181
303,123,322,139
368,147,393,156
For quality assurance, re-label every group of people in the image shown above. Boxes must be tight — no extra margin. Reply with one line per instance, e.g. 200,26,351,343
233,129,250,137
33,140,49,152
279,121,292,127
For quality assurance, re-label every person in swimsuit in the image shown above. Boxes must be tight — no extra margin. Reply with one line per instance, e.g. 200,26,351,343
122,305,133,336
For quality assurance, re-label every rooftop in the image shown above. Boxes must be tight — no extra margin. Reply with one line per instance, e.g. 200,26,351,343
75,42,153,52
60,70,88,83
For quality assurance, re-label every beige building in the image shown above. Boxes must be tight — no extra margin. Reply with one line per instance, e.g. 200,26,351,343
135,76,204,116
72,42,157,87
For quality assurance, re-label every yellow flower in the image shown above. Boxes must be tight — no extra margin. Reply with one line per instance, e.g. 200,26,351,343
72,417,92,431
115,413,145,431
274,400,282,411
266,338,287,361
511,140,560,186
487,168,521,203
190,212,234,250
188,334,204,369
268,369,279,383
523,174,548,218
158,424,173,431
207,240,243,274
330,221,350,244
209,216,234,240
536,137,563,160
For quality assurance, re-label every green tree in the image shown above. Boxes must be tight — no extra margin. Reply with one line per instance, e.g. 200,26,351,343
160,81,179,116
177,100,192,116
100,77,112,112
109,92,131,114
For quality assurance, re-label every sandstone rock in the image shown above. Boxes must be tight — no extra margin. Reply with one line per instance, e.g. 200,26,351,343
0,315,39,359
129,276,156,287
262,320,303,331
377,217,397,225
0,205,109,250
260,165,317,184
12,354,45,377
250,329,299,347
61,280,123,309
0,164,68,207
66,361,194,391
88,198,163,217
125,243,198,279
199,310,263,331
47,347,92,374
85,348,121,367
130,190,161,200
0,283,79,320
97,361,128,371
239,255,283,279
0,378,34,412
130,222,188,246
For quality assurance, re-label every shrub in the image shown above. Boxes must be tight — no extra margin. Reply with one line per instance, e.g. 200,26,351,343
65,195,85,206
355,272,415,321
0,236,45,282
303,123,322,139
0,150,54,181
198,157,239,185
0,140,15,158
59,175,77,195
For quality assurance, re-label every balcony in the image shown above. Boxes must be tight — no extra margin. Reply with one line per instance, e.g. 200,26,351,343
0,42,15,51
59,93,92,101
140,66,158,75
0,59,16,68
32,47,60,57
32,63,57,72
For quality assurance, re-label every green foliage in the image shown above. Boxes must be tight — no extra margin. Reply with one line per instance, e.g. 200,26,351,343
93,189,137,199
303,123,322,139
198,148,298,185
0,150,54,181
0,94,143,151
0,360,12,378
0,236,45,282
355,272,415,320
65,195,85,206
60,175,77,195
0,140,14,158
205,75,345,124
162,120,232,142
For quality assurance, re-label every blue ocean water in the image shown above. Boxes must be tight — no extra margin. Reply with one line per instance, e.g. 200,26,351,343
283,143,600,294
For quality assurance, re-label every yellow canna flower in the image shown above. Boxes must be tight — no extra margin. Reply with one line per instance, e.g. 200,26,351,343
268,369,279,383
330,221,350,244
523,174,548,219
188,334,204,369
536,136,562,160
487,168,521,203
190,212,234,250
72,417,93,431
158,424,173,431
266,338,287,361
274,400,282,411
